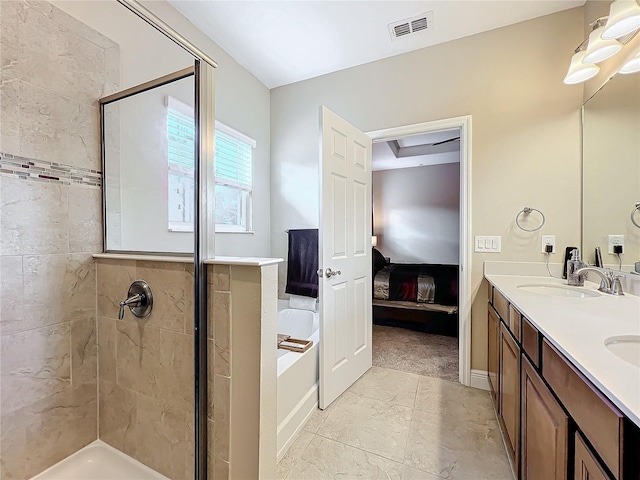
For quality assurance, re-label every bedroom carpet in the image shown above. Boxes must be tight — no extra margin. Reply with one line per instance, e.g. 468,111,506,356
372,325,459,382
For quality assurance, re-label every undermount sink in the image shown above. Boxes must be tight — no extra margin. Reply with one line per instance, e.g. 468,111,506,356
516,284,601,298
605,336,640,368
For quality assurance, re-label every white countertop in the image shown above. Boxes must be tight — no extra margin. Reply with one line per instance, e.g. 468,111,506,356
204,256,283,266
485,273,640,427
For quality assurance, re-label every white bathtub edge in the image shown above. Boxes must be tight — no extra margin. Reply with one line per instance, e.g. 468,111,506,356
276,383,319,462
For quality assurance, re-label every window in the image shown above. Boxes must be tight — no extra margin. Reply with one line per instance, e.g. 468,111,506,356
167,97,196,232
214,123,255,232
166,96,255,233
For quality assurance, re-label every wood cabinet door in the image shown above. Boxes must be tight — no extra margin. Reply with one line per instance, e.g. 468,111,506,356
500,323,520,471
521,355,569,480
574,433,611,480
488,305,500,408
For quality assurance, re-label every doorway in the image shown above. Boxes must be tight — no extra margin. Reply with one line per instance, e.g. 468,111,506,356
368,116,472,386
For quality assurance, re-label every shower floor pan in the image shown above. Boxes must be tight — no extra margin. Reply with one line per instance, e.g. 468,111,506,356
30,440,168,480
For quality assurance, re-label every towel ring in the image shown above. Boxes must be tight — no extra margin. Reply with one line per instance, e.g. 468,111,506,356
515,207,545,232
632,203,640,229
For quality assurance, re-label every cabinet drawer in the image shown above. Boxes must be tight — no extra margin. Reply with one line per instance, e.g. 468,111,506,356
522,317,540,368
488,283,493,303
509,304,521,342
493,288,509,323
543,340,624,479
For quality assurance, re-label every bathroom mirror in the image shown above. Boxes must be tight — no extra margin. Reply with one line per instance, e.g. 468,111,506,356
582,71,640,271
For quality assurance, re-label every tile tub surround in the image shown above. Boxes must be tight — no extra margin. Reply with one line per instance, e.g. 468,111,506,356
0,0,119,476
95,258,240,479
278,366,512,480
96,258,197,479
485,273,640,427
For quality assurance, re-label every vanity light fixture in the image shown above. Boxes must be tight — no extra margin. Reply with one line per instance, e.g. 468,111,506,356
602,0,640,40
619,50,640,73
584,18,623,64
564,47,600,84
564,6,640,85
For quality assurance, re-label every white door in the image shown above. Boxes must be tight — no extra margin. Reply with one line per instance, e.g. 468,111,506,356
319,106,373,409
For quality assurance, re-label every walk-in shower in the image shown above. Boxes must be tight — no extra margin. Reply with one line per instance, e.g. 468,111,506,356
0,0,217,478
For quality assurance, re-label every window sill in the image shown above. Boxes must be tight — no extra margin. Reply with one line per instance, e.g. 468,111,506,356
215,230,255,235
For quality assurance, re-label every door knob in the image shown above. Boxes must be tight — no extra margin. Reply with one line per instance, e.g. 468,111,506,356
325,268,342,278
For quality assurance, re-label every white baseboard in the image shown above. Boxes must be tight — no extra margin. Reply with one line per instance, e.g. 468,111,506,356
469,369,490,391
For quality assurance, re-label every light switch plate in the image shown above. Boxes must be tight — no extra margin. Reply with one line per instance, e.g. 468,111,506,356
475,236,501,253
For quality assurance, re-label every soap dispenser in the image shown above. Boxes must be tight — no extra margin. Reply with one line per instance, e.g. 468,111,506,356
567,249,585,286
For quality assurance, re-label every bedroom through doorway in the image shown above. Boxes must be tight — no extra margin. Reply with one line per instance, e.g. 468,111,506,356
370,126,462,383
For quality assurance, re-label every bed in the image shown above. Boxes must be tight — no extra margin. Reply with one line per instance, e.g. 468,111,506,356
372,248,459,336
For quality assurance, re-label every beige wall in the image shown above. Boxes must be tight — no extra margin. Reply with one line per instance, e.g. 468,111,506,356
0,1,117,477
270,8,585,370
52,0,272,258
373,164,460,265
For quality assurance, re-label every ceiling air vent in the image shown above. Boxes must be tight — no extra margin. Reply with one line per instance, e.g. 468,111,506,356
388,11,433,41
394,23,411,38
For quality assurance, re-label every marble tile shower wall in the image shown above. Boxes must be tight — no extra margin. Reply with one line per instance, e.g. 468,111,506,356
96,259,231,479
0,1,118,478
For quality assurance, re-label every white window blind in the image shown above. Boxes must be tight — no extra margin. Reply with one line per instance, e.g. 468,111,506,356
167,97,195,231
215,128,253,191
214,123,255,232
165,96,255,233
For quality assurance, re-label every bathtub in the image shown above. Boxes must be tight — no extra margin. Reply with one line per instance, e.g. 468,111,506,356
277,300,320,461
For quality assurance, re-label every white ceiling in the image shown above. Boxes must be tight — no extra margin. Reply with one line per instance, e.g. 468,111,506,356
169,0,585,88
372,129,460,171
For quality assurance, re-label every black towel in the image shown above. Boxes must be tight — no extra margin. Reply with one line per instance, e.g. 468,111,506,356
286,229,319,298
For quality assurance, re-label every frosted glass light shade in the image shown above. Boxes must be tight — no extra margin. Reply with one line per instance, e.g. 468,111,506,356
564,50,600,84
602,0,640,39
584,26,623,63
619,51,640,73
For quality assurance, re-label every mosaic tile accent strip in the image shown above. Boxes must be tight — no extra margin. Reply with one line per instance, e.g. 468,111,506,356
0,151,102,188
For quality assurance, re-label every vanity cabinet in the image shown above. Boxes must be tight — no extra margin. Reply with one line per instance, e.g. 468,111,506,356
574,433,610,480
486,279,640,480
489,288,520,470
521,355,568,480
488,302,500,407
500,322,520,471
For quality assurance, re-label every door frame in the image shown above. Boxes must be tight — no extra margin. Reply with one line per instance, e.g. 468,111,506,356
367,115,472,386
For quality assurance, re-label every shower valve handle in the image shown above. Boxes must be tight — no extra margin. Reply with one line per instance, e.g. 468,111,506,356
119,280,154,320
119,294,143,320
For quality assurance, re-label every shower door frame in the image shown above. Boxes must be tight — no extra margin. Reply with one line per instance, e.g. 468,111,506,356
99,1,218,477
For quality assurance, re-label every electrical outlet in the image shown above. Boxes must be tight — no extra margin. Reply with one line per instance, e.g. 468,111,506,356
541,235,556,254
608,235,624,254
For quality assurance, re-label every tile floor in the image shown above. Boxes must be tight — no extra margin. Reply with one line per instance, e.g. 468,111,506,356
277,366,514,480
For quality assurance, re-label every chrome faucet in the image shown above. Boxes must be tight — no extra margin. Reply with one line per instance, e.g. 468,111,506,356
575,267,624,296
